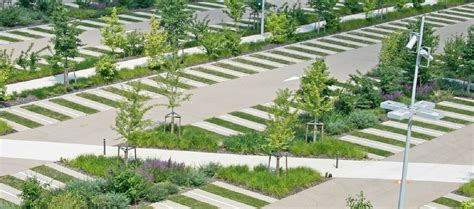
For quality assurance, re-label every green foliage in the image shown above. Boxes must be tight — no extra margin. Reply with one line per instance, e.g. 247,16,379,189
308,0,339,31
156,0,192,48
461,25,474,93
375,64,404,94
105,169,149,203
346,191,373,209
460,180,474,197
20,178,47,208
461,199,474,209
189,15,210,43
440,34,465,79
224,0,246,29
223,28,242,56
48,191,87,209
348,110,379,129
265,12,297,43
216,165,321,198
0,120,13,136
0,6,43,27
0,49,13,100
223,131,267,154
123,30,145,57
63,154,123,177
200,31,227,59
349,72,382,109
290,139,367,159
95,55,117,82
345,0,363,13
144,16,169,69
363,0,376,19
91,193,130,208
266,89,298,153
16,43,42,71
100,7,127,53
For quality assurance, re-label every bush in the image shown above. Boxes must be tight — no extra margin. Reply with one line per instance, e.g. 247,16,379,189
322,111,352,135
48,191,87,209
344,0,364,13
216,165,321,198
63,179,107,204
91,193,130,208
0,120,14,136
20,178,47,208
105,169,150,203
63,154,123,177
95,55,118,82
169,169,208,187
289,139,366,159
348,110,379,129
223,131,266,154
460,180,474,197
198,162,222,178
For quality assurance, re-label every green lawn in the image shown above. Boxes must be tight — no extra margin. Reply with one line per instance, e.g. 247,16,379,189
333,35,377,44
28,27,54,34
373,124,434,140
8,31,43,39
433,197,461,207
0,111,42,128
151,76,195,90
22,104,72,121
0,175,24,190
301,42,345,52
436,105,474,116
205,118,255,134
250,54,295,65
200,184,269,208
341,140,392,157
347,31,384,40
318,38,361,49
441,116,471,125
31,165,77,183
213,63,258,74
399,119,455,132
350,131,408,147
252,104,272,113
361,28,392,35
267,50,312,60
50,98,99,114
229,111,269,125
180,72,217,84
168,195,218,209
285,46,328,57
193,67,238,79
76,93,120,108
447,98,474,107
0,35,21,42
128,81,167,95
232,58,276,69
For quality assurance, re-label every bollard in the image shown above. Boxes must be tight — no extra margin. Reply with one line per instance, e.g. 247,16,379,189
103,139,106,155
336,154,339,169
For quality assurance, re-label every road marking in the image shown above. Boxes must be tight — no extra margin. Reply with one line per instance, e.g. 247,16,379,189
284,76,300,82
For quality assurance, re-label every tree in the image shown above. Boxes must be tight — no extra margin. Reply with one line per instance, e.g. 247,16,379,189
95,55,118,82
199,30,227,59
123,30,144,57
376,64,404,95
223,0,246,30
100,7,127,54
156,56,191,135
308,0,337,32
156,0,192,49
114,85,153,163
440,35,465,79
344,0,363,13
265,12,297,43
363,0,376,19
189,15,210,43
296,59,334,141
346,191,373,209
51,6,81,92
16,43,44,71
266,88,298,175
461,25,474,93
349,71,382,109
144,16,170,69
0,49,12,100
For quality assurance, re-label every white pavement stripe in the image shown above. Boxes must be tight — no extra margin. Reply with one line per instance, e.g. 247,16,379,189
382,121,446,137
140,78,161,88
80,19,108,27
239,56,287,68
240,108,272,120
63,95,110,111
367,153,386,160
218,114,266,131
413,115,464,129
438,110,474,122
79,48,102,57
184,69,229,82
17,28,53,38
419,202,451,209
178,77,208,88
339,33,381,43
201,65,249,77
339,135,403,153
454,96,474,103
133,11,159,18
118,14,149,21
426,15,458,24
444,193,471,202
354,29,386,38
307,40,354,51
213,181,278,203
191,121,241,136
184,189,254,209
0,183,21,205
36,101,85,118
323,37,368,47
14,170,65,189
76,25,98,31
151,200,190,209
258,51,305,63
187,4,215,11
438,101,474,112
113,83,159,98
88,89,125,101
45,163,94,181
218,60,268,72
433,12,469,20
0,32,32,41
197,2,226,8
277,47,320,59
361,128,426,145
293,43,338,55
0,118,30,131
424,19,448,26
10,107,57,125
0,39,10,45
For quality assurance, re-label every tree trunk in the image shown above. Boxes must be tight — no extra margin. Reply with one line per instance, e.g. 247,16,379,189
267,155,271,171
275,157,280,175
468,79,472,94
313,117,317,142
124,149,129,166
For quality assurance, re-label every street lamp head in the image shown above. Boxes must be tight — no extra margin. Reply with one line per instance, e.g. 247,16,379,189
419,47,433,61
406,34,418,49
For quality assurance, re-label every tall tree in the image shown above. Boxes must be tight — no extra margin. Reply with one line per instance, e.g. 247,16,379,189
265,12,296,43
296,59,334,141
266,88,298,176
100,7,127,54
51,6,81,92
144,16,170,69
224,0,246,30
156,0,192,49
440,35,465,79
114,85,153,163
461,25,474,93
156,56,191,135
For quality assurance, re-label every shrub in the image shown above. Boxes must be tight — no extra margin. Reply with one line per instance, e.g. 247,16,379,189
91,193,130,208
169,168,208,187
123,30,144,57
20,178,47,208
223,131,266,154
322,111,351,135
48,191,87,209
344,0,364,13
216,165,321,198
105,169,150,203
63,179,107,204
198,162,222,178
0,7,34,27
63,154,123,177
137,158,186,183
348,110,379,129
265,12,296,43
143,185,169,202
95,55,118,82
460,180,474,197
0,120,14,136
289,139,366,159
346,191,373,209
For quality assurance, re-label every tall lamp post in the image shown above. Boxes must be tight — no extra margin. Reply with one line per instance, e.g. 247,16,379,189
260,0,265,35
380,15,444,209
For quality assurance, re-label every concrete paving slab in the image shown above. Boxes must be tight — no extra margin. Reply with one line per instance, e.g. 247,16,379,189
239,108,272,120
0,118,30,132
12,169,65,189
293,43,339,55
35,101,86,118
340,135,403,153
202,65,250,77
361,128,426,145
184,69,229,82
9,107,58,125
0,183,21,205
218,60,268,72
413,115,464,129
438,101,474,112
382,121,446,137
88,89,126,102
64,95,112,111
307,39,355,51
239,56,287,68
277,47,320,59
191,121,241,136
45,163,93,181
443,192,471,202
257,51,305,63
437,110,474,122
218,114,266,131
151,200,190,209
322,37,368,47
183,189,255,209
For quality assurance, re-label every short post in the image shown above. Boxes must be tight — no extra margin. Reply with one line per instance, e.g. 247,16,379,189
336,153,339,169
103,139,106,155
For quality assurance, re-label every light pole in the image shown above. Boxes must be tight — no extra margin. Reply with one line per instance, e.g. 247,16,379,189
260,0,265,35
380,15,442,209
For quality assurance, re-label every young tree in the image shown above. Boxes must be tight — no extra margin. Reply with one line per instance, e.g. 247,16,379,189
95,55,117,82
156,0,192,49
189,15,210,43
440,35,465,79
296,59,334,141
0,49,12,100
461,25,474,93
265,12,296,43
16,43,44,71
100,7,127,54
114,85,153,163
223,0,246,30
346,191,373,209
266,88,298,176
308,0,337,32
144,16,170,69
51,6,81,92
349,71,382,109
156,56,191,135
199,30,226,59
363,0,376,19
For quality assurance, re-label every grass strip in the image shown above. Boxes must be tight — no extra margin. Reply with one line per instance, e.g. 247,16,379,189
268,50,312,60
441,116,471,125
0,175,24,190
447,98,474,107
250,54,295,64
193,67,238,79
168,195,218,209
0,111,42,128
50,98,99,114
388,21,409,28
429,13,467,21
7,31,43,39
0,35,21,42
301,42,345,52
425,16,457,24
350,131,409,147
200,184,269,208
28,27,54,34
232,58,276,69
400,119,454,132
180,72,217,84
285,46,329,56
253,104,272,113
374,124,434,140
31,165,77,183
75,21,103,29
333,34,377,44
341,141,392,157
436,105,474,116
451,7,474,14
374,24,406,31
77,93,120,108
206,117,256,134
433,197,461,207
360,28,392,35
124,12,152,19
403,18,444,28
128,81,167,95
22,104,71,121
118,16,142,22
347,31,384,40
213,63,257,74
318,38,361,48
229,111,269,125
151,76,195,90
195,2,225,8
